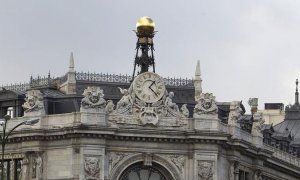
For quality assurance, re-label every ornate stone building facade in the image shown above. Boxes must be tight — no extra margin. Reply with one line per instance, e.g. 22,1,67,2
0,17,300,180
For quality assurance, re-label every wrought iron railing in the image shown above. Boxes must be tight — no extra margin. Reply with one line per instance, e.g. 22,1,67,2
76,72,133,83
0,72,193,92
75,72,194,87
0,83,30,92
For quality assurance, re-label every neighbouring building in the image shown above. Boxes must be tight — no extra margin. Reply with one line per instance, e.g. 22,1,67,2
0,17,300,180
259,103,285,125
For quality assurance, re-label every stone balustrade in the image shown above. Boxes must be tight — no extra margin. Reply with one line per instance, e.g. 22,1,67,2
263,144,300,167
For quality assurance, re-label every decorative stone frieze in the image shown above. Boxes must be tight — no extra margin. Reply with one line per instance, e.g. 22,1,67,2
22,90,45,117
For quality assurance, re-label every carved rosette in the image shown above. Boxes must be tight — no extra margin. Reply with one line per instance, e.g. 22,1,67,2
81,86,106,109
84,156,101,179
198,161,213,180
193,93,217,117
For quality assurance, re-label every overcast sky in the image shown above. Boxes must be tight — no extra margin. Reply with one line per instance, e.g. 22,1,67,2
1,0,300,112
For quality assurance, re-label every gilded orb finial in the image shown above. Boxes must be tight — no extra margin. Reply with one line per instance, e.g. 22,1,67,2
136,16,155,34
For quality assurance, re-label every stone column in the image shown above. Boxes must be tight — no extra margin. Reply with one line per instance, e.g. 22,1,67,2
20,153,30,180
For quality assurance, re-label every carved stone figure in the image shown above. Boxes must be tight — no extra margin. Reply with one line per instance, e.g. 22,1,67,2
194,93,217,116
10,158,14,180
36,154,43,179
252,112,264,135
165,92,179,112
105,100,115,114
228,101,243,126
181,104,189,118
81,86,106,109
84,157,100,179
116,87,133,112
198,161,213,180
254,169,262,180
22,90,45,114
229,161,239,180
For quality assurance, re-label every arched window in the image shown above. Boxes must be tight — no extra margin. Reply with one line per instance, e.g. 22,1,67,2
119,162,173,180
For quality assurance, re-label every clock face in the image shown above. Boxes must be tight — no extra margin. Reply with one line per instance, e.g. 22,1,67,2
133,72,166,103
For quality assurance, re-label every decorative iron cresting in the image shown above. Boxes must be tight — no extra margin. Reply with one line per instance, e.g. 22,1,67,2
75,72,194,87
0,72,193,92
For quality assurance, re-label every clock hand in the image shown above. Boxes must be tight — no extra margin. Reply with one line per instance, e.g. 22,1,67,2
148,81,158,96
149,87,158,97
149,81,155,89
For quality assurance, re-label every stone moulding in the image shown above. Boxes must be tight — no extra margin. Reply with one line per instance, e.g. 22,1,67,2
108,153,183,180
107,114,188,129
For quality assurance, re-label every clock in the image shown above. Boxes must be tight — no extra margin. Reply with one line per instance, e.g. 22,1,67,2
133,72,166,103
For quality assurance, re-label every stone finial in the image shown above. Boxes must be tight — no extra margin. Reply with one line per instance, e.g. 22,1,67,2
248,98,258,114
295,79,299,105
59,52,77,94
194,60,202,102
69,52,75,72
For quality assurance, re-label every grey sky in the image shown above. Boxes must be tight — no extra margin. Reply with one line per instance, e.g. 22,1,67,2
1,0,300,111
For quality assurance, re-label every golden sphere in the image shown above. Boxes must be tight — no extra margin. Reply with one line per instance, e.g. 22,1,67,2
136,16,155,33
